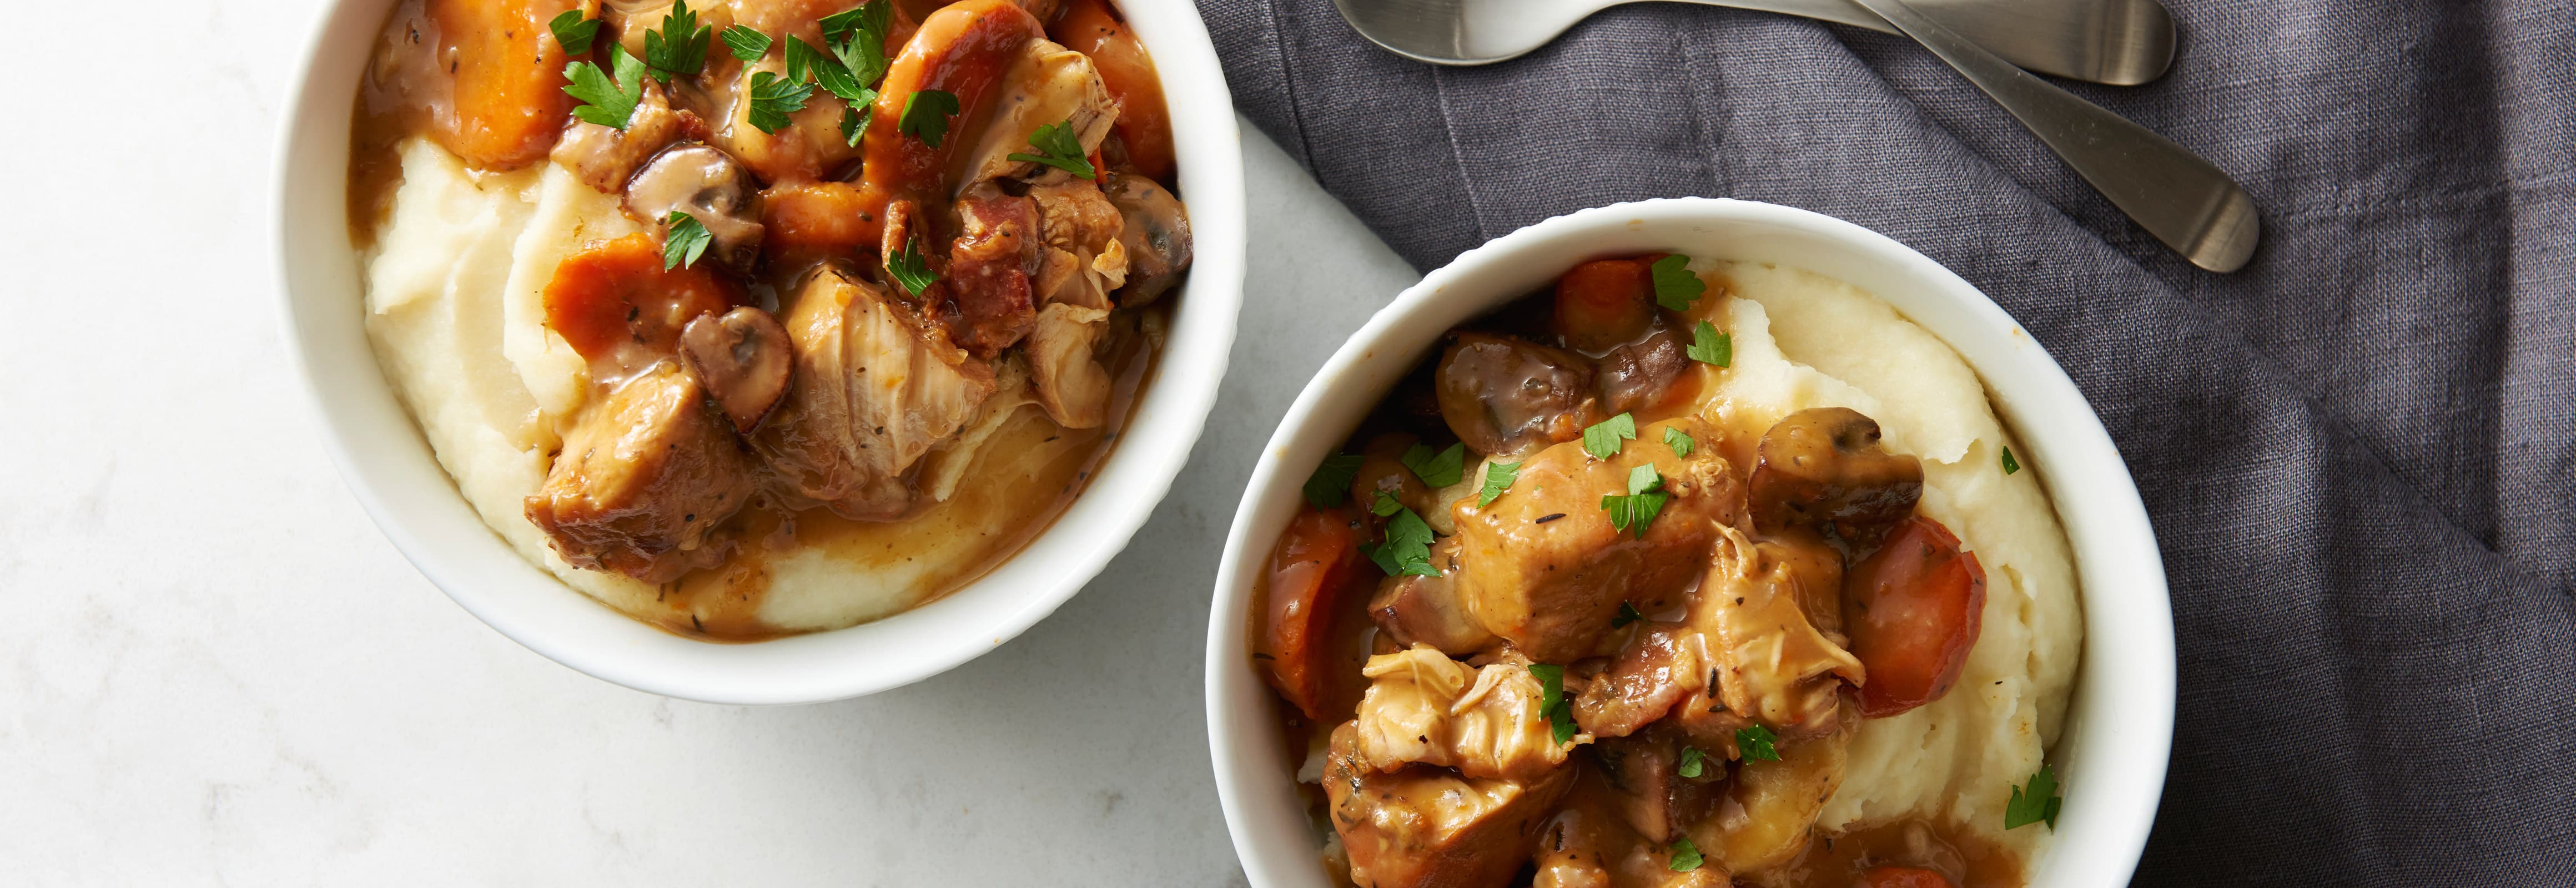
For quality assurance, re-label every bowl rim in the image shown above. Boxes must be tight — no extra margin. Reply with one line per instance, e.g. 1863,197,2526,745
1202,197,2176,886
270,0,1247,704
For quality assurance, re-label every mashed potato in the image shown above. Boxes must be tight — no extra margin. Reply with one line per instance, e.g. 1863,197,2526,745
1682,259,2082,867
361,138,1093,634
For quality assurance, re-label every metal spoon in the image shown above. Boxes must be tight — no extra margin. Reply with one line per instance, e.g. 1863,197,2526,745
1334,0,2177,85
1847,0,2257,270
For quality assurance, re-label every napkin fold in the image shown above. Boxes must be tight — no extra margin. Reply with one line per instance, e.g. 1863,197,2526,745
1198,0,2576,881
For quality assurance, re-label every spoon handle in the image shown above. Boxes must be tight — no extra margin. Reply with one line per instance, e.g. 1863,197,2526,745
1682,0,2175,86
1845,0,2260,271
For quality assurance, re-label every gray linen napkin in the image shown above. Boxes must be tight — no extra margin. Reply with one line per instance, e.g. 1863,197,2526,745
1197,0,2576,881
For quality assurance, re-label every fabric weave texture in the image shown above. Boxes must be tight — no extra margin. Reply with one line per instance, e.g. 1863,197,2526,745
1196,0,2576,882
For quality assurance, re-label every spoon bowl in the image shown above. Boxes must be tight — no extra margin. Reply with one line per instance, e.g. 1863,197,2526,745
1334,0,2177,86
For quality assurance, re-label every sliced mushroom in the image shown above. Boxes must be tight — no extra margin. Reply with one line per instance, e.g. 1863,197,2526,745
1435,332,1599,460
678,306,793,435
1747,407,1923,547
1103,171,1191,306
626,143,766,274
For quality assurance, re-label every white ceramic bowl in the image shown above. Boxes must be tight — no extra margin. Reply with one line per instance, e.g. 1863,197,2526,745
273,0,1244,704
1205,199,2174,886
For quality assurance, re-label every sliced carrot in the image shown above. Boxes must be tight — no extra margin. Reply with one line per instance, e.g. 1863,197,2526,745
1256,503,1375,722
1553,258,1654,352
1843,516,1986,719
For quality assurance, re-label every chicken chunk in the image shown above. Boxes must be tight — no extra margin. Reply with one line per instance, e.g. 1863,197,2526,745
962,37,1121,186
1354,645,1570,781
754,265,998,520
1326,722,1575,888
1452,418,1740,662
1705,707,1856,876
1024,302,1113,428
525,363,755,582
1025,177,1129,310
1694,526,1863,740
710,52,864,185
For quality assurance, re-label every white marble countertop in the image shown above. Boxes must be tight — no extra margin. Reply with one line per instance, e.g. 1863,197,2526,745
0,2,1420,880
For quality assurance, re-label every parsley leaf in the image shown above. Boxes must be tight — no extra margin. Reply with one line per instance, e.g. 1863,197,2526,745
2006,765,2062,830
819,1,893,86
1401,442,1467,488
1527,664,1578,745
1677,745,1709,779
562,44,646,129
1582,413,1637,461
898,89,960,147
2002,445,2022,475
1668,837,1705,872
1664,426,1694,458
1613,601,1645,629
1735,724,1779,761
662,211,711,270
549,9,600,55
838,99,874,147
743,69,814,134
1303,453,1364,509
1651,255,1705,311
886,234,939,296
1601,465,1668,538
785,36,868,102
1688,320,1732,367
1476,461,1522,508
1370,490,1403,518
721,24,771,61
642,0,712,81
1008,119,1099,179
1363,507,1440,577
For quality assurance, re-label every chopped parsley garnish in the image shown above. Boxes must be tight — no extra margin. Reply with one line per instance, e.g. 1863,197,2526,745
838,102,874,147
785,36,868,102
1361,507,1440,577
1667,837,1705,872
1303,453,1365,509
1677,745,1709,779
720,24,771,61
562,44,646,129
2005,765,2062,830
548,9,600,54
1008,119,1099,179
1651,255,1705,311
2002,445,2022,475
898,89,961,147
1664,426,1694,458
1526,664,1579,745
1582,413,1637,461
1612,601,1644,628
662,211,711,270
1688,320,1732,367
885,234,939,296
642,0,712,81
1401,442,1467,488
1601,465,1668,538
819,1,893,86
1735,724,1779,761
1476,460,1522,508
743,69,814,134
1369,490,1403,517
